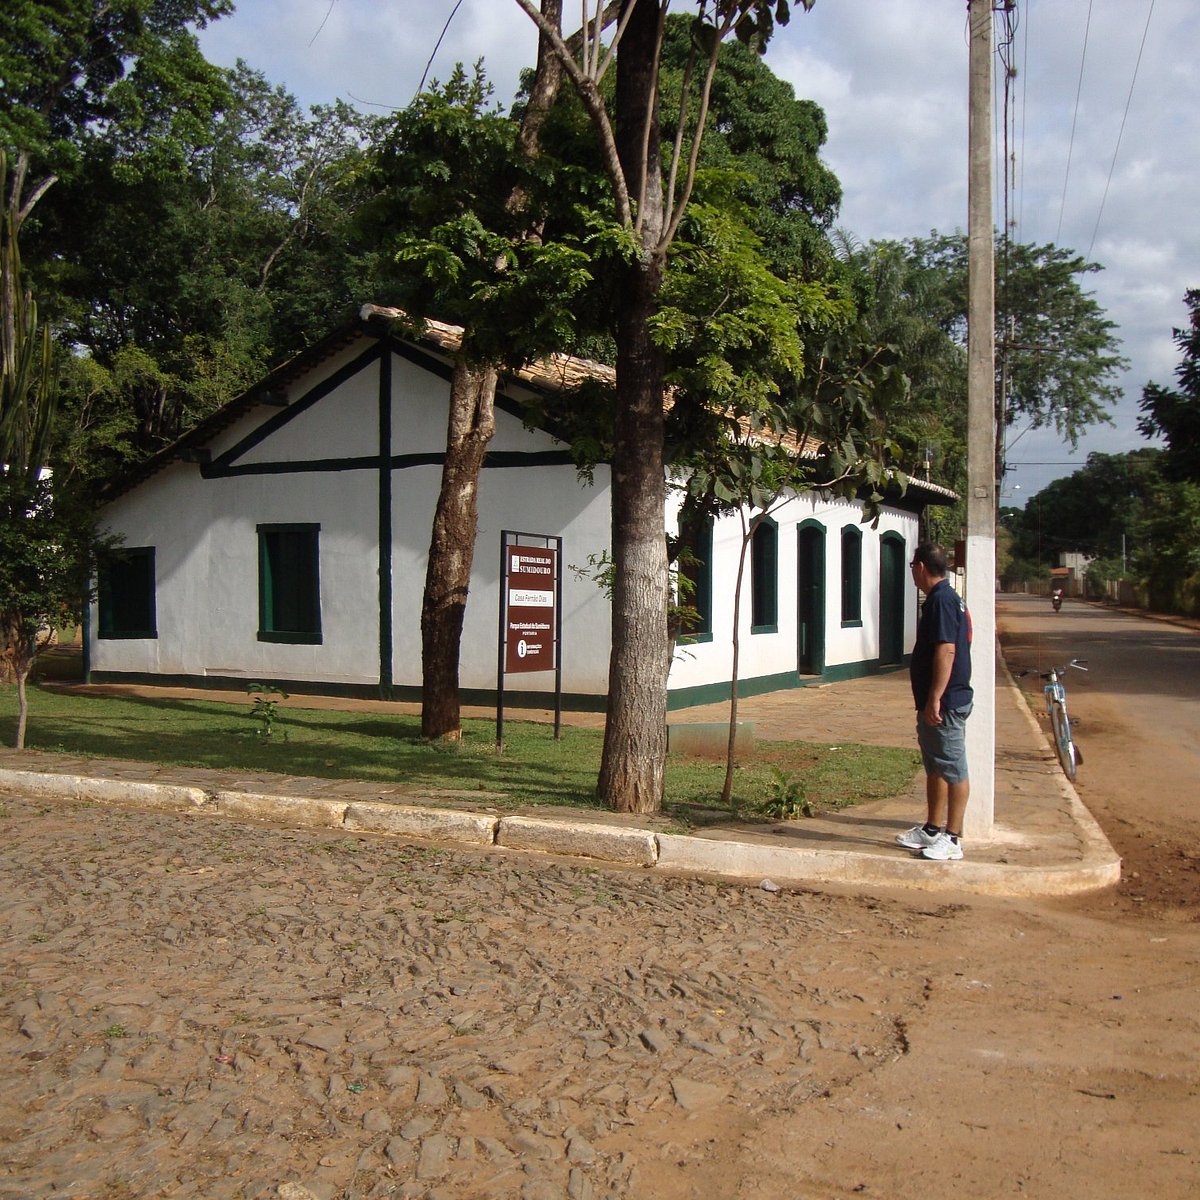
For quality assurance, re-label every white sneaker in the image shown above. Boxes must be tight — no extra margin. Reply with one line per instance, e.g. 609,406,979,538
920,832,964,861
896,824,941,850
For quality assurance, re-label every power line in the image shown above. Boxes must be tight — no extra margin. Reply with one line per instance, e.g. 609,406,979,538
1085,0,1156,260
1055,0,1093,244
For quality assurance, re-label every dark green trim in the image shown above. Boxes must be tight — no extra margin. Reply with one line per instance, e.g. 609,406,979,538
208,456,381,478
750,624,778,635
207,343,384,474
97,546,157,640
378,348,393,691
677,631,714,645
257,523,322,642
86,671,607,712
82,593,92,683
389,336,456,384
677,511,714,639
202,448,576,481
840,523,863,625
666,657,911,710
796,518,826,677
751,516,779,630
257,630,323,645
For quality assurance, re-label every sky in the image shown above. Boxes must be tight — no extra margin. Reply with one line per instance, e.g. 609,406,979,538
198,0,1197,505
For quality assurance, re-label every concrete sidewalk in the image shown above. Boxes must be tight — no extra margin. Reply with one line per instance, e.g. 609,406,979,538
0,652,1120,898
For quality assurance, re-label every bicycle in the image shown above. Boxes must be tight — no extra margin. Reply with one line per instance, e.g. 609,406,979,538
1041,659,1088,781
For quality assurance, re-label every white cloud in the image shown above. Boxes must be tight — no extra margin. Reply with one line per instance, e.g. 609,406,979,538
196,0,1200,498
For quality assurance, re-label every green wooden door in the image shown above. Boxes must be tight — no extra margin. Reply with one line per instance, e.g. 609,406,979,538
879,534,906,665
797,523,825,676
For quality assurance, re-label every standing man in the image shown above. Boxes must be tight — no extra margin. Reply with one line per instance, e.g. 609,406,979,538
896,542,973,861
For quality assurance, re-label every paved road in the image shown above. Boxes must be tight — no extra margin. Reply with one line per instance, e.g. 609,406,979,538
998,592,1200,766
0,793,934,1200
997,592,1200,910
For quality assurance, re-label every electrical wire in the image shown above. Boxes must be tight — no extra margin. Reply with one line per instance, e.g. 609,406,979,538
416,0,468,101
1055,0,1093,244
1085,0,1156,261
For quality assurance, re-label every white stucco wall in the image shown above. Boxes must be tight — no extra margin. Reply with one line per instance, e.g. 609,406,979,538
664,490,920,698
92,338,616,699
91,330,928,706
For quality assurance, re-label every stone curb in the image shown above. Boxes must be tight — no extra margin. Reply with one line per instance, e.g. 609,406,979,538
0,765,1120,898
211,790,348,829
496,815,658,866
0,768,207,811
344,800,497,846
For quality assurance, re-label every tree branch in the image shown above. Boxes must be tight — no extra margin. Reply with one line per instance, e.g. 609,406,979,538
512,0,633,226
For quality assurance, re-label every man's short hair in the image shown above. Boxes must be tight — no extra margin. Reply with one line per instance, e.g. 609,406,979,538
912,541,949,577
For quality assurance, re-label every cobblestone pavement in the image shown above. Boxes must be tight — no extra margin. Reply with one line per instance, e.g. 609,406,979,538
0,793,948,1200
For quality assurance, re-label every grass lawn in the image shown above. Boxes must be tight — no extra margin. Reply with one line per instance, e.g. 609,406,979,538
0,684,919,826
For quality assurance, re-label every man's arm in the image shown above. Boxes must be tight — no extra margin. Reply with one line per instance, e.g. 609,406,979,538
922,642,956,726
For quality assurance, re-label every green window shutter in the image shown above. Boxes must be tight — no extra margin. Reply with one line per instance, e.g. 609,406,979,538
841,526,863,625
258,524,322,644
751,519,778,631
677,513,714,641
97,548,157,639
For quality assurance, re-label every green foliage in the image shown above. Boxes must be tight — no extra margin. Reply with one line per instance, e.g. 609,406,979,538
361,64,595,369
246,683,288,741
1138,289,1200,483
758,766,813,820
1133,478,1200,615
904,233,1125,446
0,1,233,180
30,62,377,472
1007,449,1161,566
658,14,839,279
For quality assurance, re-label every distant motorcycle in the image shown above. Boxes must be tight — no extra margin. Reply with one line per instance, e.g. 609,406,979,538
1051,588,1064,612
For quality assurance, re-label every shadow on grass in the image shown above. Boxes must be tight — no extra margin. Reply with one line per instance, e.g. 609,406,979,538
0,685,608,808
1,685,919,816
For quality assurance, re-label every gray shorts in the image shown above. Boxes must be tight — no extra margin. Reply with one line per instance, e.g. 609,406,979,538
916,703,973,784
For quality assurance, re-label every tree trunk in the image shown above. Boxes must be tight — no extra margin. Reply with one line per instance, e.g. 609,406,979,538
417,1,562,740
597,0,671,813
420,361,498,739
721,520,752,813
598,256,670,812
2,616,33,747
15,664,29,750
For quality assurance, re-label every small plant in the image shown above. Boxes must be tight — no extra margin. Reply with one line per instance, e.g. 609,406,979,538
759,767,814,820
246,683,288,740
104,1023,128,1039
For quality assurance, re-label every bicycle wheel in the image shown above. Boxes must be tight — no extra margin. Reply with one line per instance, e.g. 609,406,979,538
1049,701,1077,782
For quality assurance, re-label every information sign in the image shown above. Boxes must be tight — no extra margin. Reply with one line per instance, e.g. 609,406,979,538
504,545,558,673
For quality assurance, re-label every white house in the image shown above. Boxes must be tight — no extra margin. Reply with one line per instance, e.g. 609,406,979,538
88,307,955,711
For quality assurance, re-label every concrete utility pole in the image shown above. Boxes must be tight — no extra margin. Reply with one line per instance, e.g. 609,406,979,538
964,0,996,840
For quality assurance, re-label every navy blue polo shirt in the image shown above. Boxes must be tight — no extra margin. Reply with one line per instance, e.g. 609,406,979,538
910,578,973,713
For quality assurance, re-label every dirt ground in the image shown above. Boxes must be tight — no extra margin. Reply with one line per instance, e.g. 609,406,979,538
2,624,1198,1199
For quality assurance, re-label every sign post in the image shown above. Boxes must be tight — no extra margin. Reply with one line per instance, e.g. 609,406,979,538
497,532,562,749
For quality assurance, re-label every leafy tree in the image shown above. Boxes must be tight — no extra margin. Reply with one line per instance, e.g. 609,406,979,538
29,62,376,475
0,0,233,217
1138,289,1200,483
1007,450,1161,568
888,233,1126,463
1,151,94,745
362,7,580,741
657,15,842,280
514,0,820,814
1133,478,1200,615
